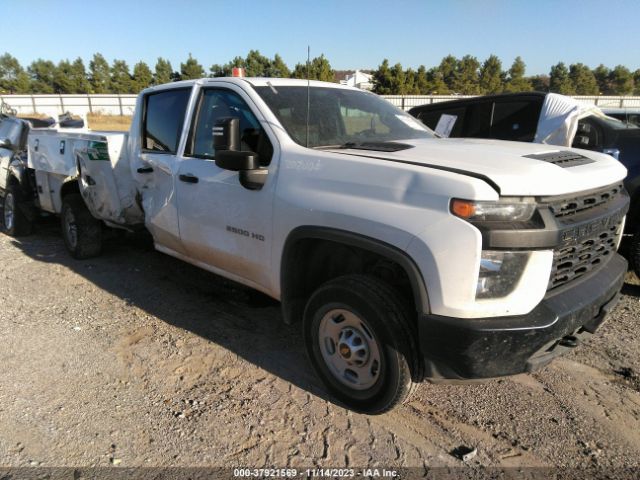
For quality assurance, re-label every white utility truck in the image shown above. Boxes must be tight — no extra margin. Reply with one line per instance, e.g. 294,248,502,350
0,78,630,413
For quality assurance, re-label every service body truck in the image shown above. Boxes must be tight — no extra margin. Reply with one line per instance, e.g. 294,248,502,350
0,78,629,413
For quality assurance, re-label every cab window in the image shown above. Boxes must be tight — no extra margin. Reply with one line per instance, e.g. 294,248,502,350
464,101,493,138
490,100,542,142
142,88,191,154
186,89,273,165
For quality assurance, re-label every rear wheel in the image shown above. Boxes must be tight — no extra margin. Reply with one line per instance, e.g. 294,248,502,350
304,274,419,414
1,183,32,236
61,194,102,259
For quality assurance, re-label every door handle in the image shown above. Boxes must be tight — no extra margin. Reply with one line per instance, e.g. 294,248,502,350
137,166,153,173
179,174,199,184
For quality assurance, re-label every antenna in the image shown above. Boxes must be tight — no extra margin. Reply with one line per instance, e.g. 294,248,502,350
306,45,310,148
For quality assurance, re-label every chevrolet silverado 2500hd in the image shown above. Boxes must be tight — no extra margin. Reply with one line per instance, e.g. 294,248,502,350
0,78,630,413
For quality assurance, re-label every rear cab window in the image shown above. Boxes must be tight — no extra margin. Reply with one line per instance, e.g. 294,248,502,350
142,88,192,154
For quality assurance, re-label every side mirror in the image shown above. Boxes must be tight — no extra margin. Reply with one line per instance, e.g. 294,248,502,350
0,138,12,150
213,117,268,191
213,117,240,152
215,150,259,171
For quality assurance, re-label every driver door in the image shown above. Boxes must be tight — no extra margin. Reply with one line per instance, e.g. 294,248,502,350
175,86,277,291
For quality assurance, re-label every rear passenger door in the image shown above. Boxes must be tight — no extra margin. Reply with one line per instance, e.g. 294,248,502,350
137,87,192,254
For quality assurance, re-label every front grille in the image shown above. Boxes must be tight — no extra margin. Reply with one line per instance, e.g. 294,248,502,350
547,183,623,218
548,219,622,289
545,183,626,290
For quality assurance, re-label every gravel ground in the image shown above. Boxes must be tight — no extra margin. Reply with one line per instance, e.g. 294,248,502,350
0,222,639,473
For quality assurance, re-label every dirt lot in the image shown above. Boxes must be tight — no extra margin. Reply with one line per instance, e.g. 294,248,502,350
0,222,639,474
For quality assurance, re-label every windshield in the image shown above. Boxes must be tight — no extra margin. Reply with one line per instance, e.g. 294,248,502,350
254,86,435,148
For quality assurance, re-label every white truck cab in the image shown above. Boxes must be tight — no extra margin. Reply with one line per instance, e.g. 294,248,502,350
1,78,629,413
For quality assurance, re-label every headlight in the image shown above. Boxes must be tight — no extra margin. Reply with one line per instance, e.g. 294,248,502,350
451,198,536,222
476,250,531,299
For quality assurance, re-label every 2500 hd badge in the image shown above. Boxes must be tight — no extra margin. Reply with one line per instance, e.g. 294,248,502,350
226,225,265,242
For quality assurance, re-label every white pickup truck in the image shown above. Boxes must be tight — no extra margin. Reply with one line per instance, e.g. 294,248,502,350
0,78,630,413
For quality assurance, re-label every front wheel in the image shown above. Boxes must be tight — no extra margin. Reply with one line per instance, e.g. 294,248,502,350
61,194,102,259
304,274,419,414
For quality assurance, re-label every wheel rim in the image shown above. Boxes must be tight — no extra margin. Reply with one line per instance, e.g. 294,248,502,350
318,308,382,390
3,192,14,231
64,207,78,249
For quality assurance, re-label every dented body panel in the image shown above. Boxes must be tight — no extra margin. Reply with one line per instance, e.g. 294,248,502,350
27,129,144,226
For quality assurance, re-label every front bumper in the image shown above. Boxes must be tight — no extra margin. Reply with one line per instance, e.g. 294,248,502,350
418,253,627,381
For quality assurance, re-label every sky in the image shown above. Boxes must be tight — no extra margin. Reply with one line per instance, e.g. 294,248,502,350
3,0,639,76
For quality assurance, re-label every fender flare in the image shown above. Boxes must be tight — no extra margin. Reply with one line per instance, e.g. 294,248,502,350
280,226,430,323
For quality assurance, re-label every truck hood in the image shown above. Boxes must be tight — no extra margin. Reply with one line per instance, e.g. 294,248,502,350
329,138,627,196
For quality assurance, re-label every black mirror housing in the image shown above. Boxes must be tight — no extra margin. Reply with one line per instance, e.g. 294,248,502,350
215,150,260,171
213,117,268,190
213,117,240,151
0,138,13,150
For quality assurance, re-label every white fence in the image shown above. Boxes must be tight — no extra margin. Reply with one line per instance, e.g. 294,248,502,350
0,94,138,116
1,93,640,116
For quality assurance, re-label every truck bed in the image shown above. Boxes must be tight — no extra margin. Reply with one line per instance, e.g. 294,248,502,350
27,128,143,226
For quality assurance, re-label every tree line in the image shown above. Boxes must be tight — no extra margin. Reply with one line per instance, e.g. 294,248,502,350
373,55,640,96
0,50,639,96
0,50,335,95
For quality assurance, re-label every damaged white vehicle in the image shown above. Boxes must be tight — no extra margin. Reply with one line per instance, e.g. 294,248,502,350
0,79,630,413
410,92,640,277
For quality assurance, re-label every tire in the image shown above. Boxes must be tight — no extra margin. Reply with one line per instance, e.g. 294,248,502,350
632,227,640,280
1,183,33,237
303,274,419,414
60,194,102,259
